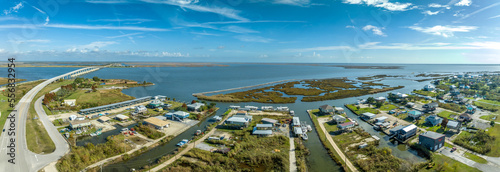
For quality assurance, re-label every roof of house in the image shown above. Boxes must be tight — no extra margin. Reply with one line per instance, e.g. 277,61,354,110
426,115,442,121
227,117,250,123
362,112,376,117
420,131,445,140
99,116,110,121
409,111,422,115
427,102,439,106
390,125,405,132
334,107,344,111
237,110,248,114
293,117,300,125
375,97,386,100
252,130,273,135
256,124,273,128
294,127,303,134
319,104,333,110
70,119,91,125
332,115,346,121
144,117,170,127
447,120,460,127
460,113,471,118
339,122,354,127
187,103,204,108
115,114,129,119
375,116,388,121
154,115,167,121
174,111,190,116
261,118,278,124
402,124,417,132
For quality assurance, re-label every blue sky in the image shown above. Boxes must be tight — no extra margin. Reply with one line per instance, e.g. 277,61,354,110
0,0,499,63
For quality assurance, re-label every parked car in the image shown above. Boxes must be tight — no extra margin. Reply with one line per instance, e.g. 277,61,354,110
451,147,457,152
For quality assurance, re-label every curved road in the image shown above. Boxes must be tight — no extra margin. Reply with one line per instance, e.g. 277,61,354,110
0,67,98,172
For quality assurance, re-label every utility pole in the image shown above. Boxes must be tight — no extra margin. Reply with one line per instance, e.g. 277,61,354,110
100,164,103,172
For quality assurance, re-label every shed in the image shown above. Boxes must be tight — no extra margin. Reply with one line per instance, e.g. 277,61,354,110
252,130,273,136
256,124,273,129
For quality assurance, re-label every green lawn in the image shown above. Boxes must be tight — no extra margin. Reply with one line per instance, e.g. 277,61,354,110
420,154,481,172
323,121,338,132
480,114,500,122
464,152,488,164
413,90,437,97
485,125,500,157
478,99,500,105
437,111,457,120
379,104,397,111
345,104,380,115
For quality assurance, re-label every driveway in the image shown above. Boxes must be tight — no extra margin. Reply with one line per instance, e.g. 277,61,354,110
440,147,499,172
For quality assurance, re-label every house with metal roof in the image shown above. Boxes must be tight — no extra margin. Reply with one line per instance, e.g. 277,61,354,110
225,116,252,128
375,116,388,123
144,117,170,129
261,118,278,125
447,120,461,130
252,129,273,136
334,107,345,114
98,116,110,123
458,113,472,122
396,124,417,141
319,105,334,114
187,103,205,111
114,114,130,121
294,127,303,136
69,120,92,129
361,112,376,119
332,115,346,124
408,111,422,119
423,102,439,111
389,125,405,135
338,122,355,130
419,131,445,151
425,115,443,126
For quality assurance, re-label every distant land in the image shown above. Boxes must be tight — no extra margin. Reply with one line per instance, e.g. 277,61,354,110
0,62,228,68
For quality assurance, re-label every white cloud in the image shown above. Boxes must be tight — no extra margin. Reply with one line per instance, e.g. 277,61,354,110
346,25,356,29
343,0,414,11
362,25,386,36
220,25,259,33
3,2,24,15
455,0,472,6
9,39,51,44
106,32,143,39
259,54,268,58
217,46,225,49
273,0,310,6
45,24,169,31
490,15,500,19
234,35,273,43
203,20,305,25
408,25,477,37
428,3,449,9
190,31,220,36
423,10,440,15
285,45,352,52
88,18,155,23
140,0,248,21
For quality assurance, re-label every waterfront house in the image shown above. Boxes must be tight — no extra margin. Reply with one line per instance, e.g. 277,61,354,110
64,99,76,106
229,105,240,110
143,117,170,129
466,105,476,114
148,99,163,108
389,125,405,136
395,124,417,141
424,85,435,91
334,107,345,114
256,124,273,130
423,102,438,111
447,120,461,130
408,111,422,119
419,131,445,151
375,97,386,103
292,117,301,127
458,113,472,122
69,120,91,129
375,116,388,123
294,127,303,136
244,106,259,111
319,105,334,114
115,114,129,121
226,115,252,128
361,112,376,120
406,102,415,108
277,106,289,111
261,118,278,125
261,106,273,111
98,116,110,123
69,115,77,121
338,122,355,130
332,115,346,124
425,115,443,126
174,111,190,119
236,111,248,116
135,105,147,114
187,103,205,112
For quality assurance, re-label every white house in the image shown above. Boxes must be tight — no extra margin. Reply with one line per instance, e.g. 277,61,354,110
424,85,435,91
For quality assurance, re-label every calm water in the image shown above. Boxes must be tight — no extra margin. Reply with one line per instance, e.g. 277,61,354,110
10,64,500,172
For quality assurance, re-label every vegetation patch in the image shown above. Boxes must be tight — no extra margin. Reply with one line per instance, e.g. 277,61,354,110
438,103,466,113
464,152,488,164
419,154,481,172
453,130,495,155
345,104,380,115
413,90,438,97
0,77,26,85
294,138,309,172
134,123,166,140
437,111,457,120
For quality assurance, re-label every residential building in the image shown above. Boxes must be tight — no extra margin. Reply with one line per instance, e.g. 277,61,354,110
319,105,334,114
292,117,301,127
406,102,415,108
423,102,438,111
187,103,205,111
64,99,76,106
148,99,163,108
458,113,472,122
229,105,240,110
115,114,129,121
338,122,355,130
375,116,388,123
408,111,422,119
226,115,252,127
466,105,476,114
447,120,461,130
332,115,346,124
255,124,273,130
424,85,435,91
252,129,273,136
395,124,417,141
389,125,405,136
375,97,386,103
261,106,273,111
361,112,376,120
276,106,289,111
261,118,278,125
98,116,110,123
419,131,445,151
294,127,303,136
244,106,258,111
143,117,170,129
135,105,147,114
334,107,345,114
166,111,190,119
425,115,443,126
69,120,92,129
236,111,248,116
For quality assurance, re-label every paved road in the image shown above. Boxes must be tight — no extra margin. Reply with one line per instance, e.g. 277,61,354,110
0,67,98,172
440,147,499,172
289,137,297,172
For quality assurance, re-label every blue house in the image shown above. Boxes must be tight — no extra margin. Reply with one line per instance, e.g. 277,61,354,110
425,115,443,126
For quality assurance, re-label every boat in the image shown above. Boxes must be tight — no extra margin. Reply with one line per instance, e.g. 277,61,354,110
195,130,202,135
306,125,312,132
176,139,189,146
302,133,308,140
289,110,295,116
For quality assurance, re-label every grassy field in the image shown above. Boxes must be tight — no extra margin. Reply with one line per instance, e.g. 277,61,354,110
464,152,488,164
478,99,500,105
420,154,481,172
485,125,500,157
437,111,457,120
379,104,397,111
413,90,437,97
480,114,500,122
0,77,26,85
67,89,134,107
474,101,500,112
345,104,380,115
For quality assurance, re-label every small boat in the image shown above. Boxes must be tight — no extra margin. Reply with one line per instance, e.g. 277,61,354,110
176,139,189,146
306,125,312,132
289,110,295,116
195,130,202,135
302,133,308,140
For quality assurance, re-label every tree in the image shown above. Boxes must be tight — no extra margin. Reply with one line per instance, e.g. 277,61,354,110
375,101,383,108
92,76,100,82
191,100,197,104
143,81,147,85
491,121,496,127
441,118,449,129
367,97,375,104
182,103,187,109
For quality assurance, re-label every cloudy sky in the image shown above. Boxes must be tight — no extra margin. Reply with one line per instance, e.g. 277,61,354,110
0,0,499,63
